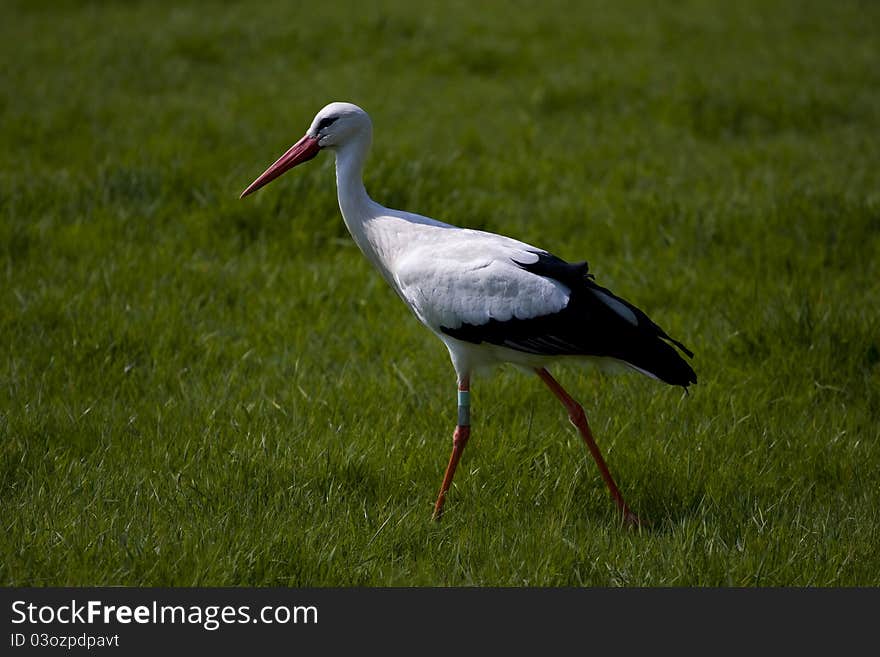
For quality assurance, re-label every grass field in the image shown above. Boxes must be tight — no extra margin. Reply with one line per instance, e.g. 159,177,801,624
2,0,879,586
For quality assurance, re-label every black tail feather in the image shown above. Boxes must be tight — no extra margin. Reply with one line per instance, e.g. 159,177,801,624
625,334,697,387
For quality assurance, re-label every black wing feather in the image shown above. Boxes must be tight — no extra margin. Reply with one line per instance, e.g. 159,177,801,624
440,251,697,388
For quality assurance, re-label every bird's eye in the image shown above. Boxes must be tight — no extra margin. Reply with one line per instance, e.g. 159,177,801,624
317,116,338,131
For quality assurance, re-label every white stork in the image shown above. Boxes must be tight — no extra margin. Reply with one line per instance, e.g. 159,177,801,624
241,102,696,526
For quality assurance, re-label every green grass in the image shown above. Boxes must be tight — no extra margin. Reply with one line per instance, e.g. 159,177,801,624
2,0,879,586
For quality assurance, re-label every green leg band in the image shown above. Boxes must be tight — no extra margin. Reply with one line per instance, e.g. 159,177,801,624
457,390,470,426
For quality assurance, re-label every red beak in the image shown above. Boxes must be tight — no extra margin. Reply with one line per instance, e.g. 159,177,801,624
240,134,321,198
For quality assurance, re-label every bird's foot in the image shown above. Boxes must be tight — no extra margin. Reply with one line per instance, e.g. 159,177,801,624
622,509,645,529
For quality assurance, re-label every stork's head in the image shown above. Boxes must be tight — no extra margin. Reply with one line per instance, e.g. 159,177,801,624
240,102,372,198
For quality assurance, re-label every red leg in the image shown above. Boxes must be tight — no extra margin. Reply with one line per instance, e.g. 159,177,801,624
432,377,470,520
536,368,642,528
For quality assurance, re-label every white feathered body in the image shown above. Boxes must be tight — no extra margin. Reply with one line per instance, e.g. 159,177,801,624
342,205,587,372
323,101,694,385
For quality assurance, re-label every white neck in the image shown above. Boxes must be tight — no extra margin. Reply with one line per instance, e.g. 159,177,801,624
330,135,451,292
331,136,403,285
334,135,376,223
